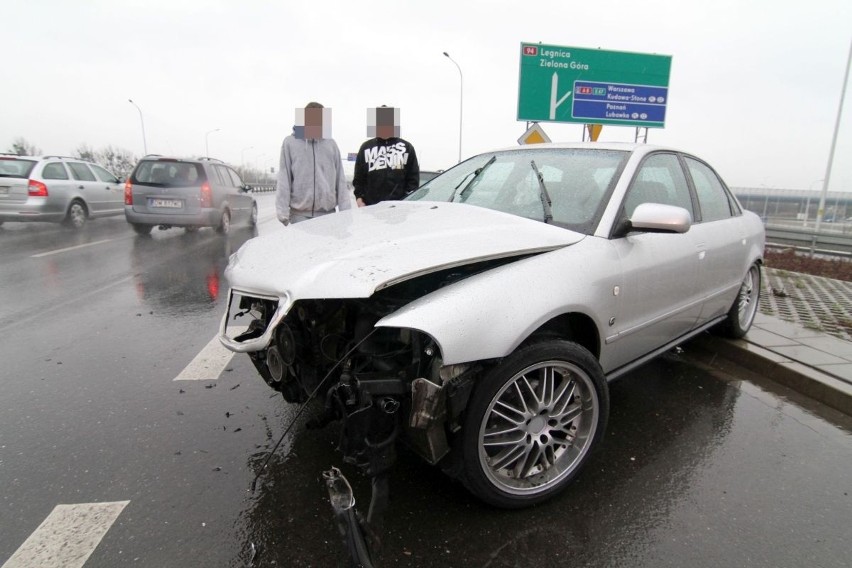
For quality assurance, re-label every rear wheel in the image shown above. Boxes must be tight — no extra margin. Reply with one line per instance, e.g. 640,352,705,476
184,226,199,233
131,223,153,235
719,263,761,338
216,209,231,234
63,201,87,229
460,340,608,508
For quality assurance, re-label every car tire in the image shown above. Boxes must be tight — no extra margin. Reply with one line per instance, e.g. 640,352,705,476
63,201,87,229
131,223,153,235
460,340,609,508
719,263,761,339
184,226,199,233
216,210,231,234
249,202,258,226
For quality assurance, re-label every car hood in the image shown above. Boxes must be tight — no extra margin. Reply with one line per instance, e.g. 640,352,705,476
225,201,584,299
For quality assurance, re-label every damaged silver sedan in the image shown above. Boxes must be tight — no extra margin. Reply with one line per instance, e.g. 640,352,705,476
219,143,764,511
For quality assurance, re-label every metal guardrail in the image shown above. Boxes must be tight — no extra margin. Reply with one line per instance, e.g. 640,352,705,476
248,184,276,193
765,222,852,257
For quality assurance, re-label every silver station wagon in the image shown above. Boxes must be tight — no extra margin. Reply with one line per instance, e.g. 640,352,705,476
124,156,257,235
0,155,124,228
219,142,764,509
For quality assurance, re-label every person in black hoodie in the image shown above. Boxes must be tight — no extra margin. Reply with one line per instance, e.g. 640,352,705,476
353,106,419,207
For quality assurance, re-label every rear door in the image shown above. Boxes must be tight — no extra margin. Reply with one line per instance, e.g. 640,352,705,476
213,165,249,220
225,166,252,221
89,164,124,215
67,162,103,213
684,157,749,322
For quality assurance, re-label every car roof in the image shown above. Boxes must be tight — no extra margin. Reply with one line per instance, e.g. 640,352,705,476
0,155,95,162
477,141,688,157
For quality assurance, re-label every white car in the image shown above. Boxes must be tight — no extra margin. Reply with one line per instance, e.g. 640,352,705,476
219,142,764,508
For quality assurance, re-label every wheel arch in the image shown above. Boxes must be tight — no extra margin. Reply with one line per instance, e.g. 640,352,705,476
522,312,601,359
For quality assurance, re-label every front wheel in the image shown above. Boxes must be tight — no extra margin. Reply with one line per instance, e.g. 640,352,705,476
460,340,609,508
249,202,258,226
719,263,761,338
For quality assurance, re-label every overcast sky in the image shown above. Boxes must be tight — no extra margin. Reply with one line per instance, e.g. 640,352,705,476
3,0,850,191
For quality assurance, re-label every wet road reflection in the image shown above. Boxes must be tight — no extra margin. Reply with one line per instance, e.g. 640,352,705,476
130,226,257,316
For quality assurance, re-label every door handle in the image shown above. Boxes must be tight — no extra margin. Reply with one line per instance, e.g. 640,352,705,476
78,185,85,190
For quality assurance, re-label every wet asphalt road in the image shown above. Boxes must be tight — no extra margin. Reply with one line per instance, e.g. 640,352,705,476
1,194,851,567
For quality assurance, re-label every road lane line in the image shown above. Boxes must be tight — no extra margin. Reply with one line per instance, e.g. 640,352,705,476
2,501,129,568
31,239,113,258
174,327,247,381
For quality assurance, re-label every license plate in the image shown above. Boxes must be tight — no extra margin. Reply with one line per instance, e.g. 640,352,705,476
149,198,182,208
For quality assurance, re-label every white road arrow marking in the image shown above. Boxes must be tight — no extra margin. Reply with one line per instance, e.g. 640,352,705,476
550,72,573,120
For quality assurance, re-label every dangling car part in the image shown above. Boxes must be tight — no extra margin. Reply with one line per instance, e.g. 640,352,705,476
219,143,764,510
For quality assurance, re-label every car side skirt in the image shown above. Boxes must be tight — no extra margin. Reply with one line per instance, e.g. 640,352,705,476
604,314,726,382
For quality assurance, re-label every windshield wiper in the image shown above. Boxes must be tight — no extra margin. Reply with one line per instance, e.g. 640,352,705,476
530,159,553,224
449,155,496,203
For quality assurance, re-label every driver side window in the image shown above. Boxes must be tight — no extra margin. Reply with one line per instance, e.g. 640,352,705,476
623,153,694,219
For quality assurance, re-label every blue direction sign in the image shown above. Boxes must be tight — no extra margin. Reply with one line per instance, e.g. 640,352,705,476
572,81,668,125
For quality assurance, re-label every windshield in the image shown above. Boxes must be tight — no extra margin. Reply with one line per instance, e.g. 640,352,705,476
0,158,37,178
407,148,628,234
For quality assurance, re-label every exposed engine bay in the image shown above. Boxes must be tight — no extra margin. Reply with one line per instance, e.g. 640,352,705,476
223,257,523,475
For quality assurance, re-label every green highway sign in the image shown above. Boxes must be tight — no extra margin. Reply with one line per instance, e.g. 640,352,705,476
517,43,672,128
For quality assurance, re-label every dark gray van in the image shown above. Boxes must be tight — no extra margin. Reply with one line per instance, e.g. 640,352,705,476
124,156,257,235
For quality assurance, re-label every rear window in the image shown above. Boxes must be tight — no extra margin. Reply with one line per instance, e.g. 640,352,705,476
0,158,37,178
68,162,97,181
43,163,70,180
131,160,205,187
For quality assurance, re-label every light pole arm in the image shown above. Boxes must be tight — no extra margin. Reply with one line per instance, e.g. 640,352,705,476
128,99,147,155
443,52,463,163
205,128,221,158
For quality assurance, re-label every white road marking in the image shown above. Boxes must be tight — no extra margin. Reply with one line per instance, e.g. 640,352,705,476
2,501,129,568
174,328,247,381
31,239,113,258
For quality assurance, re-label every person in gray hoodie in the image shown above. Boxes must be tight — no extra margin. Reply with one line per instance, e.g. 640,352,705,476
275,102,351,225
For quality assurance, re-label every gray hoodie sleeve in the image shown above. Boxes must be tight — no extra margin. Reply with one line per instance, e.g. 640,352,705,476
332,141,352,211
275,138,291,222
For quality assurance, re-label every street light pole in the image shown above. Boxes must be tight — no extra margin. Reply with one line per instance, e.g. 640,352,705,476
811,37,852,255
241,146,254,168
205,128,221,158
128,99,148,155
803,179,824,227
255,154,269,185
443,51,463,163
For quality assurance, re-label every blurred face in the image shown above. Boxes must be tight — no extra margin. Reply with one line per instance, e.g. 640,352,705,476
295,106,332,139
305,107,324,139
367,107,400,139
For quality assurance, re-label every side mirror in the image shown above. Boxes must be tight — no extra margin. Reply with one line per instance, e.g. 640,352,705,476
628,203,692,234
